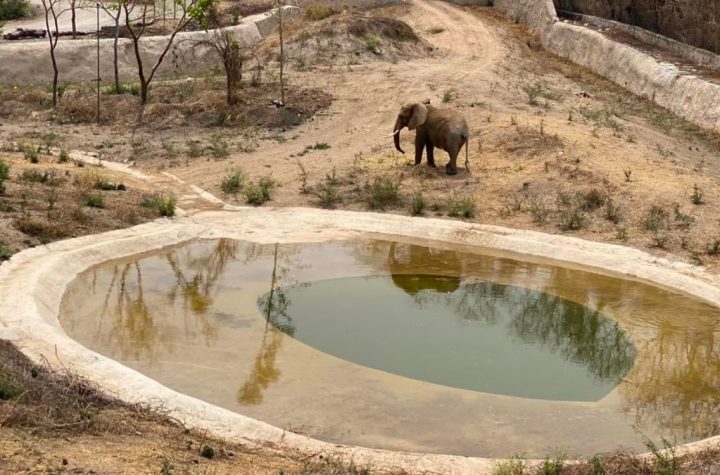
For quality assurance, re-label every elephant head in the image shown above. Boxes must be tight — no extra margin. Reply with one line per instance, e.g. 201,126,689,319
392,103,429,154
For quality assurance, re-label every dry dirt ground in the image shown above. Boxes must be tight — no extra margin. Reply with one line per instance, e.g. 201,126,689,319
2,0,720,473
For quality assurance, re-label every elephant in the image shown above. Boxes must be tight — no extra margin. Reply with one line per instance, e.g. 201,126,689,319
392,102,470,175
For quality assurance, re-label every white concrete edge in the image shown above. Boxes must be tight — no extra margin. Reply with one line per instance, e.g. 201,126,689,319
1,207,719,474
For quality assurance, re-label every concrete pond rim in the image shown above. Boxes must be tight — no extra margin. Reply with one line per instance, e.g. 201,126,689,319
1,207,719,474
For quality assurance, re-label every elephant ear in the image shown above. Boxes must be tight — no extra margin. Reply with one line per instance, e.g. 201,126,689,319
407,103,428,131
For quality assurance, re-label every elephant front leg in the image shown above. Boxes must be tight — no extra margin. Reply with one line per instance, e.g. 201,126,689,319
426,141,437,168
414,134,425,165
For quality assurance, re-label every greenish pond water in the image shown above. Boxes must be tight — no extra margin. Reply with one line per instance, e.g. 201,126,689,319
260,276,635,401
58,239,720,458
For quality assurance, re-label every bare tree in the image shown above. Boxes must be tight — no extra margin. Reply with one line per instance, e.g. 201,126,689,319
123,0,216,104
70,0,78,38
99,0,125,93
40,0,65,107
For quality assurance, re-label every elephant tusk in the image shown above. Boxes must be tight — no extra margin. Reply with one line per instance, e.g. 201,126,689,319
386,129,401,138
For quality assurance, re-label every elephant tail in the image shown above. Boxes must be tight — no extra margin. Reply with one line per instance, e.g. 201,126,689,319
463,132,470,173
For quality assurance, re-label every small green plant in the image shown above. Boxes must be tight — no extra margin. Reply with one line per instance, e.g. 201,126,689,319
200,445,215,459
83,191,104,208
58,149,70,163
442,89,455,103
410,193,427,216
559,206,585,231
644,437,677,475
523,82,542,106
0,159,10,194
313,142,331,150
616,225,628,241
540,455,565,475
0,241,12,261
23,144,39,163
652,232,669,249
305,4,337,20
624,169,632,182
105,82,140,96
297,161,310,194
526,195,549,224
186,140,203,158
365,34,382,51
316,182,340,209
220,169,245,196
673,204,694,229
706,239,720,256
367,176,400,210
244,176,277,206
492,455,525,475
580,188,605,210
211,134,229,159
142,193,176,217
604,199,621,224
448,197,476,219
691,184,703,205
20,169,61,186
644,205,668,232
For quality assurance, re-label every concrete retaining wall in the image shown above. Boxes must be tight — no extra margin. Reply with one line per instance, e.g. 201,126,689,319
0,7,298,85
559,10,720,73
494,0,557,31
494,0,720,134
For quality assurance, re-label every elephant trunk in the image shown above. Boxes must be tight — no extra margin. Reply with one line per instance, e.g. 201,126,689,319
393,117,405,154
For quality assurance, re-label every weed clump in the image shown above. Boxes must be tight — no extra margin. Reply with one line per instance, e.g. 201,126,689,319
220,169,245,196
23,144,39,163
692,184,704,205
410,193,427,216
142,193,177,217
367,176,400,210
0,159,10,194
644,206,668,232
244,176,277,206
305,4,336,21
83,192,104,208
448,197,476,219
365,34,382,51
0,241,12,261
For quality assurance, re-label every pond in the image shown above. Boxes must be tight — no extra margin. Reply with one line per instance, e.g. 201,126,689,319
59,239,720,458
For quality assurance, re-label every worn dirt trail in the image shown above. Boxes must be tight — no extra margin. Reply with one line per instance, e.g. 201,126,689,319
166,0,506,208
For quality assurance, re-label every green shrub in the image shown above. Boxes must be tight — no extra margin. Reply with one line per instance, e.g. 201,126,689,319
244,176,277,206
20,169,61,186
492,456,525,475
0,159,9,194
83,192,104,208
305,4,337,20
316,182,339,209
604,199,621,224
59,149,70,163
644,205,668,232
142,193,176,217
0,241,12,261
200,445,215,459
220,169,245,196
442,89,455,103
580,188,605,210
448,197,476,219
706,239,720,256
0,0,30,21
367,176,399,210
23,144,39,163
211,134,229,159
410,193,426,216
540,455,564,475
365,34,382,51
105,82,140,96
691,184,703,205
559,206,585,230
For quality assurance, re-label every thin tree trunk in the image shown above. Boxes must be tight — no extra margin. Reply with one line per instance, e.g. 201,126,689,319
277,0,284,104
113,7,122,93
71,1,77,39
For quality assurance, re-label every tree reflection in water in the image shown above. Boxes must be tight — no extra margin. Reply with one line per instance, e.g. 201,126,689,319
238,243,298,406
97,239,241,362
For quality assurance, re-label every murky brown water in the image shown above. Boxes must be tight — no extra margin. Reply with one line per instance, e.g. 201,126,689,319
59,239,720,458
